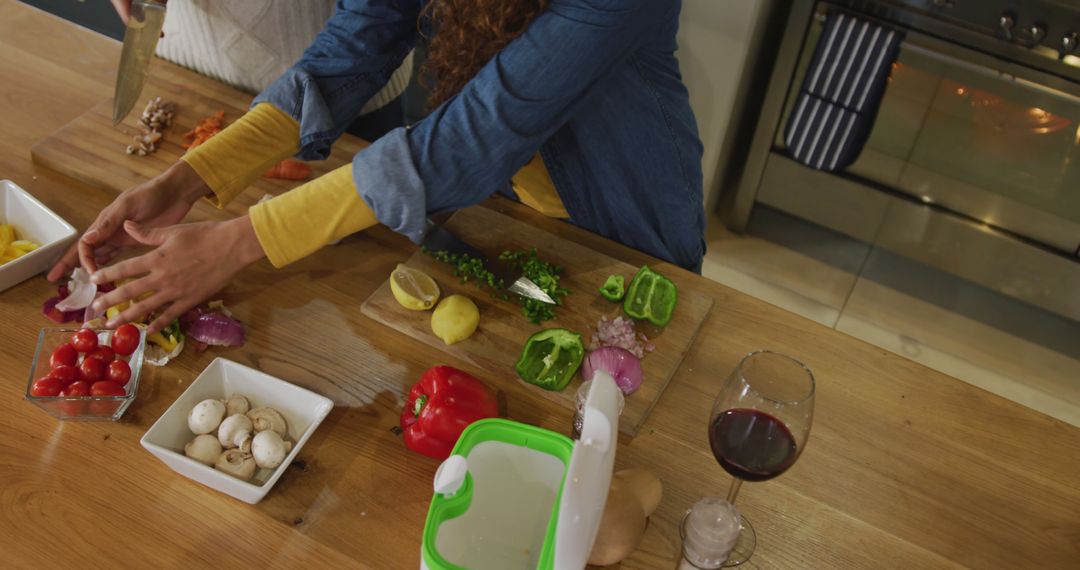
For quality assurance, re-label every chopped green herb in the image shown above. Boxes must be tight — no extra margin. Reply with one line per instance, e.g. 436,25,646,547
423,246,569,323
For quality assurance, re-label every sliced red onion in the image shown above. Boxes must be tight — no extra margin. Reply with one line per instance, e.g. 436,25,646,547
55,268,97,311
42,295,83,323
182,311,245,347
581,347,643,395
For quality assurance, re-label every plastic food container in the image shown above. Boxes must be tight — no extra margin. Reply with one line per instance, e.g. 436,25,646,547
140,358,333,504
0,180,77,293
420,372,622,570
24,327,146,421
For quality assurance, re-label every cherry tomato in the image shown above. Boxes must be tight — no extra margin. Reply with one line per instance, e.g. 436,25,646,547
30,377,63,397
48,364,79,385
71,329,99,353
106,360,132,386
61,381,90,397
111,324,140,356
88,346,115,362
79,357,106,383
90,381,126,397
50,343,78,369
58,399,88,417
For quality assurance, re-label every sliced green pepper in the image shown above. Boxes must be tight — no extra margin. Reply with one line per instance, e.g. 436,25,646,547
623,265,678,327
599,274,625,302
514,328,585,391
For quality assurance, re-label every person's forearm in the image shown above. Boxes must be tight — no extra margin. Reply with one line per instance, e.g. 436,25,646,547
181,103,300,208
248,163,378,268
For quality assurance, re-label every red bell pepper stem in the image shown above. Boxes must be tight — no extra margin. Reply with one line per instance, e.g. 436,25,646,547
400,366,499,460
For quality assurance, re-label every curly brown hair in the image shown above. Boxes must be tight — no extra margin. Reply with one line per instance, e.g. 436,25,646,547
420,0,549,109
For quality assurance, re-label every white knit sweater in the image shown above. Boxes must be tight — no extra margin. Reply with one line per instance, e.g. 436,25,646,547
155,0,412,113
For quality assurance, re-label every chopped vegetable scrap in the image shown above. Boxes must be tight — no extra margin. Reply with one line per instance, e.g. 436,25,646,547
400,365,499,460
515,328,585,392
623,265,678,327
264,158,311,180
600,274,625,302
0,223,39,265
590,315,654,359
126,96,176,156
424,246,569,324
182,110,226,149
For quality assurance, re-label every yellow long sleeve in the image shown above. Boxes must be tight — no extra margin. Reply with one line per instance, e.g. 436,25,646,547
181,103,300,208
249,164,378,268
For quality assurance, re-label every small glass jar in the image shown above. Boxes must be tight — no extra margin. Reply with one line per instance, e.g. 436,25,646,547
677,498,744,569
571,379,625,439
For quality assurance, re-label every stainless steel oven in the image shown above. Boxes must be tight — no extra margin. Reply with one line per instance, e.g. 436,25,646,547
730,0,1080,321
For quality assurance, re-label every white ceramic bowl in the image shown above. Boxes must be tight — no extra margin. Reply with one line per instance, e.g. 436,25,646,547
0,180,77,293
140,358,333,504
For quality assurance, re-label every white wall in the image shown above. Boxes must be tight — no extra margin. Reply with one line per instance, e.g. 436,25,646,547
677,0,775,212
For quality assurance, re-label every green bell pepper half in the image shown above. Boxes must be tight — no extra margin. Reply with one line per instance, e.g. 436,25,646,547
599,274,625,302
623,265,678,327
514,328,585,391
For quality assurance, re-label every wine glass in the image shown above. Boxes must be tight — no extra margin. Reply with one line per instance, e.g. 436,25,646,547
708,350,815,566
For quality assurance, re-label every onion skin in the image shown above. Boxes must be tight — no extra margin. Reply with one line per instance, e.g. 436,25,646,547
581,347,643,395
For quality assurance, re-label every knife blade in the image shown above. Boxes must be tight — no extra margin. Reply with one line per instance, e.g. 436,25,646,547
422,224,556,305
112,0,167,126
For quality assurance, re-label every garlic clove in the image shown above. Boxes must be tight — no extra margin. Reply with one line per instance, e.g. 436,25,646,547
246,407,287,437
215,449,256,481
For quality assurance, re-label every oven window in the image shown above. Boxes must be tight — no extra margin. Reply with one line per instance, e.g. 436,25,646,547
776,10,1080,250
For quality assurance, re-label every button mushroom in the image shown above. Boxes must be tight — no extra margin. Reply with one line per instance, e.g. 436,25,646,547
224,394,250,417
217,414,253,449
184,434,223,466
215,449,256,481
251,430,292,469
246,407,287,437
188,399,226,435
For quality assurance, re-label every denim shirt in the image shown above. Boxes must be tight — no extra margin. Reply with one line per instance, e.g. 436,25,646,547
253,0,705,271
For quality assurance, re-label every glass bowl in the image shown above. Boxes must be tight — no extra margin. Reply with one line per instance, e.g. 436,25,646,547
24,327,146,421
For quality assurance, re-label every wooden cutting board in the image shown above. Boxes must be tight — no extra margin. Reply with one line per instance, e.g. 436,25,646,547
361,206,713,436
29,59,364,219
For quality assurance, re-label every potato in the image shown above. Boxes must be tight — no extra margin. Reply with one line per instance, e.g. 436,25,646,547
588,468,663,566
0,224,13,248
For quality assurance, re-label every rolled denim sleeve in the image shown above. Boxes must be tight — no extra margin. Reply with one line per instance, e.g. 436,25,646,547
253,0,419,160
354,0,673,243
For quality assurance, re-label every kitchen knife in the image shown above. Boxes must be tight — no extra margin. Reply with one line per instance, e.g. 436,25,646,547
422,224,556,305
112,0,167,126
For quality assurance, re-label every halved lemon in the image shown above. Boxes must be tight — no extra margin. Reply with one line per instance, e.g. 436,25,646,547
390,264,441,311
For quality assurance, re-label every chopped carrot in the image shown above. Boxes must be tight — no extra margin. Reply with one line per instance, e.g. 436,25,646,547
182,111,226,149
264,159,312,180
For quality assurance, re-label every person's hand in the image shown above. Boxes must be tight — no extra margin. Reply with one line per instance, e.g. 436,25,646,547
88,216,265,334
47,161,210,283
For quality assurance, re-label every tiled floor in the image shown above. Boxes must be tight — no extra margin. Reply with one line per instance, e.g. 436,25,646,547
702,206,1080,427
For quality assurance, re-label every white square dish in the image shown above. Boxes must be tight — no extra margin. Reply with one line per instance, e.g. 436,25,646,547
140,358,334,504
0,180,77,292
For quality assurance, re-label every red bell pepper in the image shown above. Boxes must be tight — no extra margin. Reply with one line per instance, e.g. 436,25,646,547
400,365,499,460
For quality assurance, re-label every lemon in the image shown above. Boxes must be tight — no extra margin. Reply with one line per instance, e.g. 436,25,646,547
431,294,480,345
390,264,440,311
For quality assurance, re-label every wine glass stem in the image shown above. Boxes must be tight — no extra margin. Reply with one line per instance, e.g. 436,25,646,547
726,477,744,503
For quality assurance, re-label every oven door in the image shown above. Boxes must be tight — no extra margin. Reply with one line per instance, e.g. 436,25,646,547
742,1,1080,321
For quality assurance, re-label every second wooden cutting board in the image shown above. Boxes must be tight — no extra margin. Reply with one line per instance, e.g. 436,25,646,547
361,206,713,436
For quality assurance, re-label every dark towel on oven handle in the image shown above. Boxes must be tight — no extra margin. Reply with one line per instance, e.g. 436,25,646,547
784,11,904,172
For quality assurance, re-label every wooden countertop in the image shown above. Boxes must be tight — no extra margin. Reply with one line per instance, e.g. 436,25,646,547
1,2,1078,567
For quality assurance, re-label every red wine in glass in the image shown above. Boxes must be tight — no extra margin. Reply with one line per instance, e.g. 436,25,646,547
709,408,798,482
708,351,815,567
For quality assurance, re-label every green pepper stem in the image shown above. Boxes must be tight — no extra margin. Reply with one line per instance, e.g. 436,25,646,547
414,395,429,417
